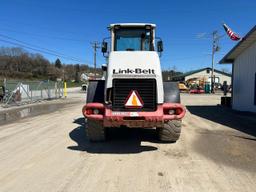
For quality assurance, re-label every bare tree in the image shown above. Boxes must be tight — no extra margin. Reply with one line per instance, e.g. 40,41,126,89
0,46,101,80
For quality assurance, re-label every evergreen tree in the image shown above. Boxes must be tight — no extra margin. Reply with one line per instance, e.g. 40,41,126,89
55,58,62,69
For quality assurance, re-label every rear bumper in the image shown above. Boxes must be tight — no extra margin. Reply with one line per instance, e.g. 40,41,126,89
82,103,186,128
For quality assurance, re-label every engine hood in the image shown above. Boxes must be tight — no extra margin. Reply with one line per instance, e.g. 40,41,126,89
107,51,161,78
106,51,164,103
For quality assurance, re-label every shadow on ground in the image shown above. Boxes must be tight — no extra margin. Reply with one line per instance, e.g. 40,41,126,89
187,105,256,138
68,117,160,154
187,105,256,172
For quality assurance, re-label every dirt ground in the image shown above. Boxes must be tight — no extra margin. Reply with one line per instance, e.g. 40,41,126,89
0,91,256,192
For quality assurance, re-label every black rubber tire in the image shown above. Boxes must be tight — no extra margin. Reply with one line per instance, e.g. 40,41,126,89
85,80,105,142
86,80,105,103
86,119,106,142
157,120,182,142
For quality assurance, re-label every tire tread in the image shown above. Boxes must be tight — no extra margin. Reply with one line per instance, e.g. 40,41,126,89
86,119,106,142
157,120,182,142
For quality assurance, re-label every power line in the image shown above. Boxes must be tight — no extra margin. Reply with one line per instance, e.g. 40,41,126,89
0,34,85,62
0,38,86,63
0,34,96,65
0,19,81,37
170,55,211,61
0,27,87,43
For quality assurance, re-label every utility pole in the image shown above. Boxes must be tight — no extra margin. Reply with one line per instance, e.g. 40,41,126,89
91,41,101,78
211,30,219,94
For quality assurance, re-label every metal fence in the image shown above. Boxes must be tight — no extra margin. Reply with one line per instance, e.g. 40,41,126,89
1,79,64,107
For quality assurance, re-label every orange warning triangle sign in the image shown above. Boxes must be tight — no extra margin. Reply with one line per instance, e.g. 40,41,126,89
124,90,144,108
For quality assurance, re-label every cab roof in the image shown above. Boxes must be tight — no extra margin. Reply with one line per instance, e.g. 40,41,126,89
109,23,156,29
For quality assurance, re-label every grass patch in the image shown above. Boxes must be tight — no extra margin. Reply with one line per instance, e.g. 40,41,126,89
65,81,83,88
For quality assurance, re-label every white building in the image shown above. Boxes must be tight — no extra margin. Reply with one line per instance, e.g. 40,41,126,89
220,25,256,112
172,67,231,85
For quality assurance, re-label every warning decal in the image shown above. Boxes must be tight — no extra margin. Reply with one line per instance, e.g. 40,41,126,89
124,90,144,108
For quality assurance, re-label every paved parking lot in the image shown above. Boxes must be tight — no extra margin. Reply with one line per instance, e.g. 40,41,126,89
0,92,255,192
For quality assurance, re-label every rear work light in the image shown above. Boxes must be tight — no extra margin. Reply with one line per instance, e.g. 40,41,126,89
163,103,185,117
93,108,100,115
168,109,175,115
82,103,105,117
85,108,104,115
164,108,182,115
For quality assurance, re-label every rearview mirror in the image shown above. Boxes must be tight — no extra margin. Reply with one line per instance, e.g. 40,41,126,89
102,42,108,53
102,64,107,71
157,41,163,52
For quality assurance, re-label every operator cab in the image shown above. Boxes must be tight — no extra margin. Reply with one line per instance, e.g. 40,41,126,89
111,23,154,51
102,23,163,54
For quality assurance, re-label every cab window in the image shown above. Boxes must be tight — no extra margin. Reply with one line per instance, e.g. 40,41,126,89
114,28,153,51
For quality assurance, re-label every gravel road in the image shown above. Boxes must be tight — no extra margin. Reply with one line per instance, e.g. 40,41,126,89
0,91,256,192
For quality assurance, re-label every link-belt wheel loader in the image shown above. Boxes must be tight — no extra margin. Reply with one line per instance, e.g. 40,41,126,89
82,23,186,142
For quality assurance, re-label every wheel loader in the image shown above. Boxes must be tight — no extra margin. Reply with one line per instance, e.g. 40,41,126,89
82,23,186,142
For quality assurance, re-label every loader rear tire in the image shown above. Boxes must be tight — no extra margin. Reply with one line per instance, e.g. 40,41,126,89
157,120,181,142
86,119,106,142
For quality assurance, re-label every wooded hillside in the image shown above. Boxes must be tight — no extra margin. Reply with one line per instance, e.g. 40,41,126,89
0,46,183,82
0,47,101,81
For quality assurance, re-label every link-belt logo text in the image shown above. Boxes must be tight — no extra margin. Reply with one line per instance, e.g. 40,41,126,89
113,68,155,74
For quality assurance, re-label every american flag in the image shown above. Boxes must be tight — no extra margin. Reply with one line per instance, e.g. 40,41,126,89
223,23,241,41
